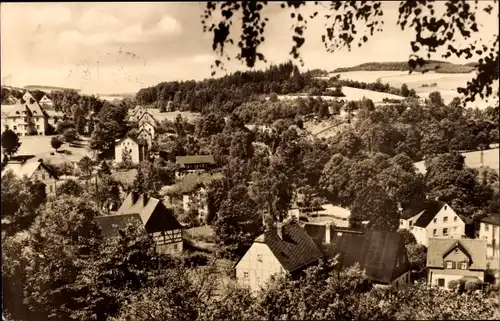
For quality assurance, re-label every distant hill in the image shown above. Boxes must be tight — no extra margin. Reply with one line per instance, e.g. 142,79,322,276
333,60,476,74
23,85,81,93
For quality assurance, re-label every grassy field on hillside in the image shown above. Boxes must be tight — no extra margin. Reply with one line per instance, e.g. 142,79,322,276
333,61,475,74
14,135,92,165
328,71,499,108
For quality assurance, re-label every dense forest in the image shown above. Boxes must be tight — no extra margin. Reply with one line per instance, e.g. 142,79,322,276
333,60,476,74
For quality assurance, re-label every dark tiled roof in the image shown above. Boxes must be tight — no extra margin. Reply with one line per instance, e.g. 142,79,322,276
322,230,409,284
255,222,324,273
478,215,500,226
116,192,182,233
302,223,362,247
427,238,487,270
413,200,446,227
95,213,143,238
175,155,215,166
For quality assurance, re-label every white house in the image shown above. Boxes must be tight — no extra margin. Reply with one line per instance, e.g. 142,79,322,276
2,158,58,195
139,121,156,139
473,215,500,259
22,91,35,103
137,111,157,127
235,221,324,292
400,200,467,247
39,94,53,107
114,136,146,164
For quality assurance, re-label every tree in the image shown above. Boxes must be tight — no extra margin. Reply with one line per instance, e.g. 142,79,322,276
78,155,95,178
120,146,134,169
428,91,444,106
1,171,46,236
350,180,399,231
212,184,262,258
63,128,78,144
56,178,84,196
21,196,101,320
1,129,21,159
51,136,63,152
400,83,410,97
202,1,498,104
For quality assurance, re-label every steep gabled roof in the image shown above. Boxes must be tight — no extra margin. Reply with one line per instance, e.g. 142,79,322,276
175,155,215,167
137,111,156,123
1,160,58,180
116,192,182,233
95,213,144,238
250,222,324,273
427,238,487,270
477,214,500,226
322,230,409,284
413,200,446,227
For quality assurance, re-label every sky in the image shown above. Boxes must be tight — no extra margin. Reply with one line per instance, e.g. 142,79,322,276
1,1,498,95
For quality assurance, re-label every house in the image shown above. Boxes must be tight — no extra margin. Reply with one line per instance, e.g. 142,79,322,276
22,91,35,103
472,215,500,259
137,127,154,148
1,158,58,195
130,106,146,122
304,222,411,287
235,221,324,292
109,191,183,254
399,200,469,247
114,136,146,164
139,121,156,139
1,98,49,136
175,155,216,179
427,238,487,289
137,111,157,127
38,94,53,107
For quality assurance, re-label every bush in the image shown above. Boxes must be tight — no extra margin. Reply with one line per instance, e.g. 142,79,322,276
464,279,482,292
448,280,459,290
183,252,211,267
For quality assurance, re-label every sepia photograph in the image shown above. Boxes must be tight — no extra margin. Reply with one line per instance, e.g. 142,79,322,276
1,1,499,320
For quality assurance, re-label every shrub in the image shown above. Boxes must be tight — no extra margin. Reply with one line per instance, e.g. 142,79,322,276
464,279,482,292
183,252,211,267
448,280,459,290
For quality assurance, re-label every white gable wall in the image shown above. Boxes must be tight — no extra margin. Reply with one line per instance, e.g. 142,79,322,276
236,242,284,292
115,138,141,164
426,205,465,240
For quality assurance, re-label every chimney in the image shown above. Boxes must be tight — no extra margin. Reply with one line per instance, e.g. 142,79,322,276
143,193,149,207
325,223,331,244
131,190,139,204
276,221,283,240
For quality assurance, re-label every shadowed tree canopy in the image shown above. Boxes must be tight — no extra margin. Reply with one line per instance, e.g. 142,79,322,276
202,1,498,103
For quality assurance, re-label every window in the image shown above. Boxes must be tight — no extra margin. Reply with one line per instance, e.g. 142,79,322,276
454,216,458,222
409,221,413,227
243,272,249,279
49,185,53,193
443,228,448,236
42,174,46,180
444,205,447,210
460,262,468,270
36,125,40,129
400,220,403,226
446,261,454,269
443,216,448,223
433,218,437,223
13,126,17,130
433,229,437,236
485,224,490,232
438,278,445,287
173,244,178,251
257,254,263,262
